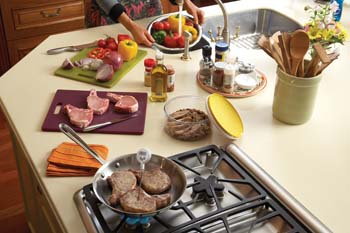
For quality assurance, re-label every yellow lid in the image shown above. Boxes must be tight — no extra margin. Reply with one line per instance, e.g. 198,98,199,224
207,93,244,138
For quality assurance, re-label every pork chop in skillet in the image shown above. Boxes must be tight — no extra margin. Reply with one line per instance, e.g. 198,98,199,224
120,187,157,213
107,170,137,205
130,168,171,194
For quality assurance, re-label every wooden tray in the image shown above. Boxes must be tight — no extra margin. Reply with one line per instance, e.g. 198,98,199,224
197,69,267,98
54,48,147,88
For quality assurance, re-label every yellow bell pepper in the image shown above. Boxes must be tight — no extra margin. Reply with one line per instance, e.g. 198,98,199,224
183,25,198,42
118,39,138,61
168,14,186,33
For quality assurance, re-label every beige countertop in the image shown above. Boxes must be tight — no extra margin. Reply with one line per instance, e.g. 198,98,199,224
0,0,349,232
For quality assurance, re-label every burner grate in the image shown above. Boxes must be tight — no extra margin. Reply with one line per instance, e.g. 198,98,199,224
75,145,312,233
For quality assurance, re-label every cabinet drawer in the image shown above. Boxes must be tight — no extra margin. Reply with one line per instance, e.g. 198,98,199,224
2,1,85,40
13,1,84,30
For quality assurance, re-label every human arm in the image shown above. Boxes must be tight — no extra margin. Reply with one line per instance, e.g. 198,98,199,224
95,0,155,47
183,0,205,25
118,12,155,47
168,0,205,25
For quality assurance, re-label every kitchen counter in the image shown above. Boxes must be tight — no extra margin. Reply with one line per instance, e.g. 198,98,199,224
0,0,349,232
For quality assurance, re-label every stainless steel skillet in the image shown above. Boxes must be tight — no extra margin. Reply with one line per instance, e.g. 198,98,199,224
59,123,187,217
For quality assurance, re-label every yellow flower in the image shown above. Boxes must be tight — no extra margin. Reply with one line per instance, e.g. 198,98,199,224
304,3,348,45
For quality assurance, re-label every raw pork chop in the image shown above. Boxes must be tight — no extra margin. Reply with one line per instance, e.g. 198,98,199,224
106,93,139,113
106,93,124,103
64,104,93,128
120,187,157,213
130,168,171,194
87,89,110,115
107,170,137,206
115,95,138,113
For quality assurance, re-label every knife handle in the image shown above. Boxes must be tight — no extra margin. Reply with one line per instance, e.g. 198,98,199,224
83,121,112,132
46,46,74,55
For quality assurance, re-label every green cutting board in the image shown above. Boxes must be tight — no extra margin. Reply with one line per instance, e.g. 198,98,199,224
54,48,147,88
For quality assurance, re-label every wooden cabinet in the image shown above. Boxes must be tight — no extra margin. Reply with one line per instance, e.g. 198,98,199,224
0,0,86,73
11,132,65,233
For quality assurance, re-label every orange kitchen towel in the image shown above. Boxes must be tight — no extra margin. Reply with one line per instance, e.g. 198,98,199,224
46,142,108,177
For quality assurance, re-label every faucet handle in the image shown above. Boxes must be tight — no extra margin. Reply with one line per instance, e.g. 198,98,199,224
181,31,192,61
207,29,216,42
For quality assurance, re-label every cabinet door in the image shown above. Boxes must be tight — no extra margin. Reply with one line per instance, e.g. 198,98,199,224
7,35,47,66
11,133,65,233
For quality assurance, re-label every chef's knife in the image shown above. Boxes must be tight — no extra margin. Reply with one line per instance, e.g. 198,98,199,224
83,114,137,132
46,41,98,55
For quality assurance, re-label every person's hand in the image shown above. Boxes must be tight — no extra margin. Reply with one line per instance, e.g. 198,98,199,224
129,23,155,47
184,0,204,25
118,13,155,47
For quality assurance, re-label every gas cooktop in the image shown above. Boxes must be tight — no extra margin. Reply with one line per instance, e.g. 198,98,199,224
74,144,330,233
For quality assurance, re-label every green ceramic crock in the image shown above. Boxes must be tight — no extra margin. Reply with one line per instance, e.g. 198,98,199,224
272,68,322,125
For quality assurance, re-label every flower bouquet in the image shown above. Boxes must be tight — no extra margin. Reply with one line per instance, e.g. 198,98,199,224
304,2,348,50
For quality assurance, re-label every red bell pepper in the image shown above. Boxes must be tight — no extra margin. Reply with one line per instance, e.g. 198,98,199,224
117,34,132,43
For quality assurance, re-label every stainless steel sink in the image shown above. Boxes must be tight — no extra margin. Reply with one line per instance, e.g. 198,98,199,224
202,8,302,49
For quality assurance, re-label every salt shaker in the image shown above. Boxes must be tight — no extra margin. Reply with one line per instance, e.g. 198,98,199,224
222,63,235,93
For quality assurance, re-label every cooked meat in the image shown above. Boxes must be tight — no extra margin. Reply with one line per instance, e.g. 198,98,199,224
64,104,93,128
106,93,124,103
120,187,157,213
128,168,142,180
87,89,110,115
165,108,211,141
152,193,171,209
114,95,139,113
130,168,171,194
107,170,137,206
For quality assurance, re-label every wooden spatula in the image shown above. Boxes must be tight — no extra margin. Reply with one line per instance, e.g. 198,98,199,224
305,43,332,77
278,33,291,74
258,34,273,57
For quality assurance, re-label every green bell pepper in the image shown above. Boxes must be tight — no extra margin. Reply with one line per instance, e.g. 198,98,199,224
152,30,167,44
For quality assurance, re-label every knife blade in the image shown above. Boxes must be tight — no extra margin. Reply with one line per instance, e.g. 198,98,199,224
83,114,137,132
46,41,98,55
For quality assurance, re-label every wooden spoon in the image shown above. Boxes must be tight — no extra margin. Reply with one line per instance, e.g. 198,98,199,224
289,30,310,76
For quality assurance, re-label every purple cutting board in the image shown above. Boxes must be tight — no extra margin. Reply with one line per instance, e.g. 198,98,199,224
42,89,148,134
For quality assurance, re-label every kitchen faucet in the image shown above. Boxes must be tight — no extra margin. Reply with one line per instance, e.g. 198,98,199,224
213,0,230,45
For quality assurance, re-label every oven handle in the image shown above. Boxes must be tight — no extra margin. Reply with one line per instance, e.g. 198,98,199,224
224,143,332,233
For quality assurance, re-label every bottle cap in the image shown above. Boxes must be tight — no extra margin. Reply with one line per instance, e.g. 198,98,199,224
202,45,212,57
215,42,229,52
144,58,156,68
165,65,175,74
224,63,235,74
238,61,255,73
214,61,226,70
155,51,164,60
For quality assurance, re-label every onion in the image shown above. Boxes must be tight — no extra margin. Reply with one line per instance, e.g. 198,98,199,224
103,51,123,71
96,64,114,82
61,58,74,70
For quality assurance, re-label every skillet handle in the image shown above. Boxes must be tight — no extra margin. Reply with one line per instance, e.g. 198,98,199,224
58,123,105,165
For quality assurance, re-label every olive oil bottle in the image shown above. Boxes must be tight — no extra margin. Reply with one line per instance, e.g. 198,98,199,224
149,51,168,102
